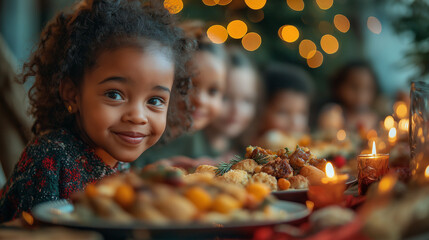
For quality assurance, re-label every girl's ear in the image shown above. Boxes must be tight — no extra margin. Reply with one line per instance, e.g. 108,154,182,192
59,80,79,113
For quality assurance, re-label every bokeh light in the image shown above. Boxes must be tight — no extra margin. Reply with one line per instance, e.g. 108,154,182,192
398,119,409,132
316,0,333,10
307,50,323,68
394,101,408,119
280,25,299,43
242,32,262,51
337,129,346,141
366,129,378,140
367,16,382,34
320,34,339,54
299,39,317,59
164,0,183,14
286,0,304,11
334,14,350,33
207,25,228,44
244,0,267,10
227,20,248,39
202,0,216,6
214,0,232,6
384,115,395,130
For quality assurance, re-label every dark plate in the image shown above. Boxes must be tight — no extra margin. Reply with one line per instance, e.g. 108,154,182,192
272,175,357,203
32,199,310,240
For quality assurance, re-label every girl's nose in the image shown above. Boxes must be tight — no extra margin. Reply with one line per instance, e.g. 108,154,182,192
122,104,148,124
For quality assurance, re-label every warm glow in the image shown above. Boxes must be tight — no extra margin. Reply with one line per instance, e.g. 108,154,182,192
336,129,346,141
320,34,339,54
384,116,395,130
242,32,261,51
366,129,377,140
244,0,267,10
378,175,396,194
389,128,397,139
287,0,304,11
394,101,408,119
425,165,429,178
334,14,350,33
227,20,248,39
325,162,335,178
281,25,300,43
371,141,377,155
299,39,317,59
22,211,34,225
367,16,382,34
202,0,216,6
164,0,183,14
207,25,228,44
306,200,314,211
214,0,232,5
316,0,333,10
398,119,409,132
307,50,324,68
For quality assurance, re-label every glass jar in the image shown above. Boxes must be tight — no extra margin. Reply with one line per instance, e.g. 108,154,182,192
410,81,429,180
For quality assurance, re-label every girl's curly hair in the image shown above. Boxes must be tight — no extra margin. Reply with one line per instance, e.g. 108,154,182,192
21,0,195,141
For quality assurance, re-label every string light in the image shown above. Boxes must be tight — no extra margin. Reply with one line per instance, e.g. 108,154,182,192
316,0,333,10
280,25,299,43
164,0,183,14
334,14,350,33
299,39,317,59
244,0,267,10
287,0,304,11
367,16,382,34
320,34,339,54
207,25,228,44
307,50,324,68
227,20,248,39
242,32,261,51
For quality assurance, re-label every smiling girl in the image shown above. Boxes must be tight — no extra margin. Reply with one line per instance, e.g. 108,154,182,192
0,0,193,222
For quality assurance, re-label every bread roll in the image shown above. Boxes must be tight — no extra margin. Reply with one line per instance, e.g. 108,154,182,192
299,165,325,185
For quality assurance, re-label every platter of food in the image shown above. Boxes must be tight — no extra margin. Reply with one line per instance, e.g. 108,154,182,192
187,145,356,202
32,167,309,239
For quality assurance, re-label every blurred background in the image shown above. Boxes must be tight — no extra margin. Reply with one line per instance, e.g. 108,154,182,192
1,0,428,184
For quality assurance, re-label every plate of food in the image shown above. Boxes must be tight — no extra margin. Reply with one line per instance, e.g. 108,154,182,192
189,145,356,202
32,167,309,240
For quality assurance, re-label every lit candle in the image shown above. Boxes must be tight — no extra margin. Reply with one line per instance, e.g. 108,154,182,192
357,141,389,195
307,162,348,208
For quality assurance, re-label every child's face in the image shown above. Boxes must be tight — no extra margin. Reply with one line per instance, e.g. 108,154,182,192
76,47,174,162
210,67,258,138
338,68,376,110
261,90,309,136
189,51,226,131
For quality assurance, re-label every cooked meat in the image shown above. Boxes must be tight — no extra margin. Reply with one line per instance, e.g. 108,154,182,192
215,170,249,186
261,157,293,179
308,158,327,171
245,146,275,159
289,147,311,170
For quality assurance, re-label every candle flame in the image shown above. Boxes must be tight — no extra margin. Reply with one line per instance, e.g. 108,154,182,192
325,162,335,178
371,141,376,155
425,165,429,178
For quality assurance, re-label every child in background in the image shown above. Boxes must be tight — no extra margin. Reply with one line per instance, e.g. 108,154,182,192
133,21,227,169
0,0,194,222
255,63,314,149
329,61,379,132
204,47,260,161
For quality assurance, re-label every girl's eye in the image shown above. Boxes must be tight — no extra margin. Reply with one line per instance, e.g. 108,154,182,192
105,90,124,100
148,97,165,107
208,87,219,96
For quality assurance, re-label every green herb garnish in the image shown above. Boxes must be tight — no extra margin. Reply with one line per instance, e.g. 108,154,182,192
214,154,270,176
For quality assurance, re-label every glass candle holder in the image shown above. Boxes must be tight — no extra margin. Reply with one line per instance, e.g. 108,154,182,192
410,81,429,183
307,176,347,208
358,154,389,195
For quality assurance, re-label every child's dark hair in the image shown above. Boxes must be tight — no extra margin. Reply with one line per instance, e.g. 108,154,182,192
21,0,195,140
263,62,314,102
331,60,380,102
